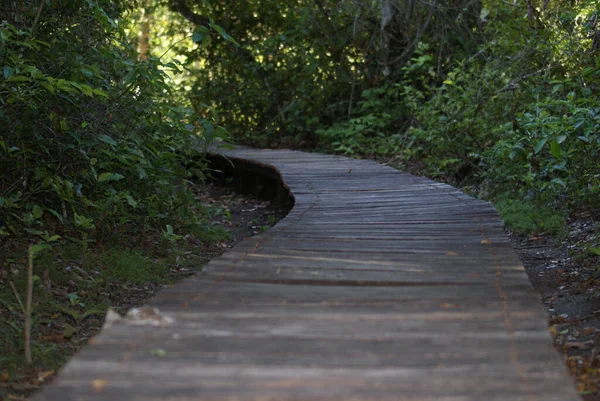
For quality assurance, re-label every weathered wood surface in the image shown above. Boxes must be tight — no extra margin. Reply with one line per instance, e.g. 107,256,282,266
35,146,578,401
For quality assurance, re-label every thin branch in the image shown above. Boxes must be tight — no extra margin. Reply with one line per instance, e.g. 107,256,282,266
25,246,33,365
493,64,559,95
31,0,45,31
9,280,26,314
170,0,210,27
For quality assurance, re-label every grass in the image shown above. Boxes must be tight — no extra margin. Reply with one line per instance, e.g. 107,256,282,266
91,249,168,285
494,198,567,237
0,224,230,391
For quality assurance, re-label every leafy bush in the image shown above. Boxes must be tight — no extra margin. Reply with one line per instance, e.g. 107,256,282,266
495,198,566,237
0,1,221,244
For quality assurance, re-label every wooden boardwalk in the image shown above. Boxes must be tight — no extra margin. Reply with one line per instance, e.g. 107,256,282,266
35,147,579,401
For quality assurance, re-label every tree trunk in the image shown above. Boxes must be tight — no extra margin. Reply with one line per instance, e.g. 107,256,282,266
138,10,151,60
380,0,396,78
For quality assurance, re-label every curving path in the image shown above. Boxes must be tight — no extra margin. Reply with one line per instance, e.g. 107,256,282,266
35,146,579,401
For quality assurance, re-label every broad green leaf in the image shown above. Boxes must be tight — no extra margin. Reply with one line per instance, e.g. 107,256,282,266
124,69,137,85
32,205,43,219
124,194,137,208
533,138,547,154
98,134,117,146
98,172,125,183
7,75,30,82
63,323,77,339
556,135,567,144
40,82,56,94
3,66,13,79
92,88,108,98
192,32,204,43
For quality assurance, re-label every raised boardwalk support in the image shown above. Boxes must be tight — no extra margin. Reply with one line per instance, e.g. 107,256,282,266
36,147,578,401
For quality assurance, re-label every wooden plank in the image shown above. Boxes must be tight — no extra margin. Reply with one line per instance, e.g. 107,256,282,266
34,145,578,401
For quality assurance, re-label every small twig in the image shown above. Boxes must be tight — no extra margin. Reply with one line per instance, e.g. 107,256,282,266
9,280,26,314
25,246,34,365
159,35,192,60
31,0,45,31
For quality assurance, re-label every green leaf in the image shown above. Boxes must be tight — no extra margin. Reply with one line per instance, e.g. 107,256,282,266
47,209,64,223
32,205,43,219
124,194,137,208
589,246,600,256
7,75,30,82
150,348,168,357
480,7,489,20
57,305,80,320
211,24,239,46
556,135,567,144
3,66,13,79
25,228,45,236
533,138,547,154
98,172,125,183
80,309,105,319
92,88,108,98
192,32,204,43
124,69,137,85
40,81,56,94
550,139,561,158
30,243,50,255
98,134,117,146
64,323,77,339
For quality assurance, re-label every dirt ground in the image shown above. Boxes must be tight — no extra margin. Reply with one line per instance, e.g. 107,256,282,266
511,213,600,400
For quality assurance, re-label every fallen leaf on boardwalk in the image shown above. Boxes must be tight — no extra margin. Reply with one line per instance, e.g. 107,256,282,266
440,302,459,309
150,348,168,357
446,251,457,256
37,370,55,382
480,239,491,244
7,395,30,400
91,379,107,393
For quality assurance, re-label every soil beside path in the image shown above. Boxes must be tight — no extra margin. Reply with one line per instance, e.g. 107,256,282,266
511,213,600,400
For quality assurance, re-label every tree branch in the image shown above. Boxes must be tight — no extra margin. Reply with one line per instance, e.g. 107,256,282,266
170,0,210,27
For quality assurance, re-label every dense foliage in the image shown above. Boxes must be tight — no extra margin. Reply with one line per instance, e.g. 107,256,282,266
164,0,600,228
0,0,224,245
